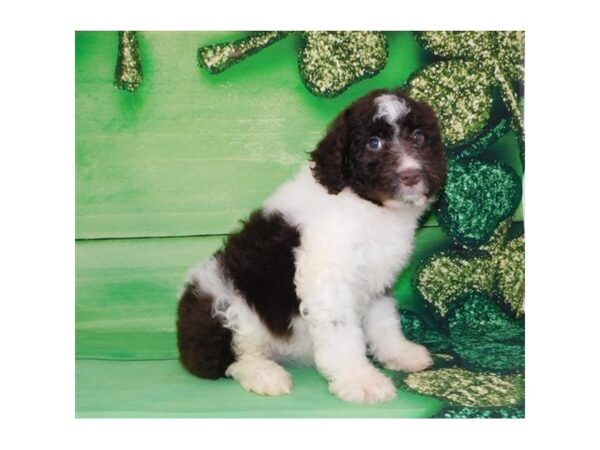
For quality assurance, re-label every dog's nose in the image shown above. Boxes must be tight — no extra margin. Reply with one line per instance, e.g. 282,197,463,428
399,169,421,186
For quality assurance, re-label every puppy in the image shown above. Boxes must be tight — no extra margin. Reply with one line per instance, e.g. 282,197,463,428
177,88,446,404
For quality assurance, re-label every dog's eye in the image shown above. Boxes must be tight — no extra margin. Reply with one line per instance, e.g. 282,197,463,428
411,129,425,146
366,136,383,151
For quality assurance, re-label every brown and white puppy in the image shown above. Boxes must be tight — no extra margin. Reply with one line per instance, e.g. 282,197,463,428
177,89,446,404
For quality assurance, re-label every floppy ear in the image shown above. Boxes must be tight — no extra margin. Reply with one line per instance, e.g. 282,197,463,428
309,111,350,194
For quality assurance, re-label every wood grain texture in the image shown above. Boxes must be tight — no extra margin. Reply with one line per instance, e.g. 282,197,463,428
76,235,222,359
76,360,443,418
77,31,507,239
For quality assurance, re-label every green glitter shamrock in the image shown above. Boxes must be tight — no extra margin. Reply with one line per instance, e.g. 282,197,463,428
401,367,524,408
400,292,524,373
398,309,453,354
447,293,524,373
447,293,523,341
437,159,522,248
114,31,143,92
298,32,388,97
197,31,389,97
413,250,495,317
408,31,524,150
414,220,525,318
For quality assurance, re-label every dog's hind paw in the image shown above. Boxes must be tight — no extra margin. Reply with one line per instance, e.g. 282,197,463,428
226,358,292,396
329,366,397,404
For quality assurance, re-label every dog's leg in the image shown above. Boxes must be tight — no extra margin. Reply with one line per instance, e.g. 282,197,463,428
223,307,293,396
301,294,397,404
364,295,433,372
225,331,292,396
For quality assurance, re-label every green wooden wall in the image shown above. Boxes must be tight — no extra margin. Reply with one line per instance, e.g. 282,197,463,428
75,31,523,417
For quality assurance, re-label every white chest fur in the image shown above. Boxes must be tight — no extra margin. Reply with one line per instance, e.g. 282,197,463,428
264,166,424,306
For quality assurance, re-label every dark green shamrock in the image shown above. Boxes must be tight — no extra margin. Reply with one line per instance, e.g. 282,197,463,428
437,159,522,248
398,309,453,354
397,293,524,407
446,293,524,373
400,293,524,374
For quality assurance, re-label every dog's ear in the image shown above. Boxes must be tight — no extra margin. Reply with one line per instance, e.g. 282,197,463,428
310,110,350,194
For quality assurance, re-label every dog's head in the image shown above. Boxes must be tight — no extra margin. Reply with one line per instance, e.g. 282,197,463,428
310,89,446,207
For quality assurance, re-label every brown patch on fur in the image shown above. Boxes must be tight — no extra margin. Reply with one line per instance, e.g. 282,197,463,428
176,285,235,379
218,210,301,338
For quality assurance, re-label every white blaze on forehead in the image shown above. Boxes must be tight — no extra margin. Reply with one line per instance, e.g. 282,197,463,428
373,94,410,128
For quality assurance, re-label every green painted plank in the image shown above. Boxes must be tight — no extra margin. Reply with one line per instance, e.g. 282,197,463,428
76,31,432,239
76,235,223,359
77,331,175,360
76,359,443,418
76,227,452,359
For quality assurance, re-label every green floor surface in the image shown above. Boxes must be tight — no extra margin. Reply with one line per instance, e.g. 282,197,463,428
76,359,443,418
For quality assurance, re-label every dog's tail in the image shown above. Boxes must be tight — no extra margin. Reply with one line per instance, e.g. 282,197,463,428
176,283,235,379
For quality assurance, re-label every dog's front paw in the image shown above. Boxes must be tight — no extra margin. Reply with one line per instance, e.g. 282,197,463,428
329,366,396,404
226,359,292,396
381,342,433,373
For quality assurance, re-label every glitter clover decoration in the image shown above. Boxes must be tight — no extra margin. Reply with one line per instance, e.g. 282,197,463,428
401,368,524,408
298,32,388,97
198,32,291,74
399,309,453,354
398,294,524,409
434,405,524,419
446,117,512,160
114,31,143,92
446,293,524,373
197,31,389,97
400,292,524,374
414,220,525,318
436,159,522,248
407,31,524,150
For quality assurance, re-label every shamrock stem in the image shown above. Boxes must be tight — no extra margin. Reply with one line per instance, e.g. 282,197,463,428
114,31,143,92
198,32,291,74
448,117,512,159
